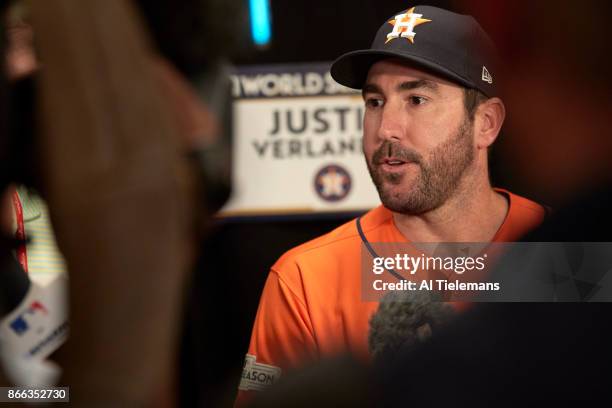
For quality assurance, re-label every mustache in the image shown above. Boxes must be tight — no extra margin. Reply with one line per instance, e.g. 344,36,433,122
371,141,422,165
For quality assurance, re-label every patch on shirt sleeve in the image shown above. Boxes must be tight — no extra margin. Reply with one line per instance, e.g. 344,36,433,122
238,354,282,391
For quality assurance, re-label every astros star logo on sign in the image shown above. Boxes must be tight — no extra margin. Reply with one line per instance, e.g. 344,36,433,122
386,7,431,44
320,170,347,197
314,164,352,202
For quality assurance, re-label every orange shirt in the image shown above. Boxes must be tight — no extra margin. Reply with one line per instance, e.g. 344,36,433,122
237,189,545,401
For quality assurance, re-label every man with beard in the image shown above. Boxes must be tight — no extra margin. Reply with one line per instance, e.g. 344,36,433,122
237,5,546,403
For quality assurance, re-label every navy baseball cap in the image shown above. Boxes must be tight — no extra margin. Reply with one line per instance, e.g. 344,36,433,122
330,5,499,97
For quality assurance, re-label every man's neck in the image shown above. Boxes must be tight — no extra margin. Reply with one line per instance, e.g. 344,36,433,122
392,176,509,243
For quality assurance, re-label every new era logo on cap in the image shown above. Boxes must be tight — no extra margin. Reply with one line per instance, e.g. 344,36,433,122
482,66,493,84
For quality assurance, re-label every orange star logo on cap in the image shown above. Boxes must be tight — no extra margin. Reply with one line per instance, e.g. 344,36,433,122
386,7,432,44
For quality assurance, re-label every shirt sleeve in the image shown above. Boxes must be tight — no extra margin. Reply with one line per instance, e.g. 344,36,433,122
235,267,317,405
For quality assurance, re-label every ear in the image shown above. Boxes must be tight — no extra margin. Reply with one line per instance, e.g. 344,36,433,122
474,97,505,149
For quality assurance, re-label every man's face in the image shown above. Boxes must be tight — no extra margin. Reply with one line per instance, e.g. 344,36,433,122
362,59,475,215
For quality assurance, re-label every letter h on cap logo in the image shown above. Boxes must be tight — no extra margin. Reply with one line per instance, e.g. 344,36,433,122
386,7,431,44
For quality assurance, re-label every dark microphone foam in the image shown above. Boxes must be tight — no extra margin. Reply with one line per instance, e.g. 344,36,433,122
368,290,455,360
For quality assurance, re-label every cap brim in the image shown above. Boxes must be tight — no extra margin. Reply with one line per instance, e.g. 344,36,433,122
330,49,474,90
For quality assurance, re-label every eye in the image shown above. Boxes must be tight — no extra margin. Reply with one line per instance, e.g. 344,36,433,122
409,95,428,106
365,97,384,108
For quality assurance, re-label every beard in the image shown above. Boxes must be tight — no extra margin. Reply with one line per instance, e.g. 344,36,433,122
366,116,475,215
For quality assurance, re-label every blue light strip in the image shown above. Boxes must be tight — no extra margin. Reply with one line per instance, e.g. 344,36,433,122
249,0,272,46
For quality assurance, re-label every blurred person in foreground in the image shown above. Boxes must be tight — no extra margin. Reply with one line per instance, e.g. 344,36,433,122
3,0,233,405
2,0,243,405
28,0,195,405
237,4,548,404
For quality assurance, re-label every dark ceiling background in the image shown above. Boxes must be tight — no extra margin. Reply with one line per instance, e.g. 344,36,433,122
235,0,456,65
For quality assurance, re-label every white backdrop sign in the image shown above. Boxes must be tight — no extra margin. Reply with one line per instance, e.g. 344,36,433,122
220,62,380,216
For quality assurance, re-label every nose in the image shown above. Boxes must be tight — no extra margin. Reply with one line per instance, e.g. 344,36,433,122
377,101,405,143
